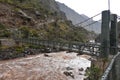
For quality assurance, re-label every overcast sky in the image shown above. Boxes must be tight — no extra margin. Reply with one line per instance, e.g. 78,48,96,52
55,0,120,19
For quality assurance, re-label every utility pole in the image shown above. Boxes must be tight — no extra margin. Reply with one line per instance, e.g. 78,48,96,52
108,0,110,10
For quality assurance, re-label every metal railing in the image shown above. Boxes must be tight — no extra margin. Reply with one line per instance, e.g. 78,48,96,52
101,52,120,80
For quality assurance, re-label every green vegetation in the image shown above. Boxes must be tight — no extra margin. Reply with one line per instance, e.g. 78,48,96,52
0,44,26,60
0,23,11,38
0,0,14,4
16,21,89,42
0,29,11,37
14,45,24,53
0,0,34,11
0,23,6,30
48,21,88,42
85,65,101,80
84,58,110,80
0,45,9,50
19,26,30,38
18,26,39,38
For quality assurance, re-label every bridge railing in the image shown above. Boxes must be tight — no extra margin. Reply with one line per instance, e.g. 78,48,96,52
101,52,120,80
14,38,100,56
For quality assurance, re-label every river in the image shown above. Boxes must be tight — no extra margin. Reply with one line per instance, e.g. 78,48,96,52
0,51,91,80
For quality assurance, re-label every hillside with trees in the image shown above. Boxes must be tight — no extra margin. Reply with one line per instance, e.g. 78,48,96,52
0,0,93,42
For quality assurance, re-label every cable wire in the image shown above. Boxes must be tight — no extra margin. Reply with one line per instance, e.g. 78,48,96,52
75,13,101,26
82,19,101,28
117,15,120,20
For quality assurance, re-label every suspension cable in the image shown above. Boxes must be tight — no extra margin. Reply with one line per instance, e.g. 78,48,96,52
82,19,101,28
75,13,101,26
117,15,120,20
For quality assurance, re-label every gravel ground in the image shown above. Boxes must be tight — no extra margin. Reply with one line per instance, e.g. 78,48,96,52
0,51,91,80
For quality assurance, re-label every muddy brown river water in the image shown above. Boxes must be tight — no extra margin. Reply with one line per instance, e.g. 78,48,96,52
0,51,91,80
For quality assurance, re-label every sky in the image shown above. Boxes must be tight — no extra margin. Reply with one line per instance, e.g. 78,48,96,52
55,0,120,20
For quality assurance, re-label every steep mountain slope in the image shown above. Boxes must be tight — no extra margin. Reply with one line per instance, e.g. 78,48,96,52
57,2,84,25
57,2,101,33
0,0,66,27
0,0,91,42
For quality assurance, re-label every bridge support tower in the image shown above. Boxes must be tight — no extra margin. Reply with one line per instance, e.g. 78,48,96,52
110,14,118,55
101,10,118,58
101,10,110,58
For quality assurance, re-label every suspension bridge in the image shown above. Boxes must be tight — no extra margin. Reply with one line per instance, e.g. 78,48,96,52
11,9,120,80
14,38,100,56
0,8,119,79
